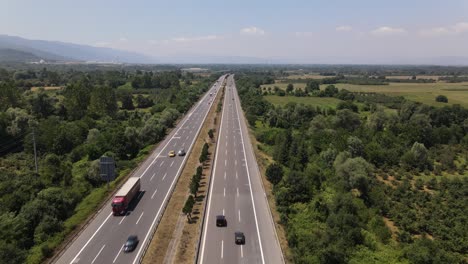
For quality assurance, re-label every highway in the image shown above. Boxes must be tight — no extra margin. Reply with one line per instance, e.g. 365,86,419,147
55,75,226,264
198,75,284,264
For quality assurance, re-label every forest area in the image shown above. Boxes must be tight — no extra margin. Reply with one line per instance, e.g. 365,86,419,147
234,70,468,264
0,66,216,263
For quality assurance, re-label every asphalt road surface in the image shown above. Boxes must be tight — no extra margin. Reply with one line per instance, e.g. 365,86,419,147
198,75,284,264
55,75,226,264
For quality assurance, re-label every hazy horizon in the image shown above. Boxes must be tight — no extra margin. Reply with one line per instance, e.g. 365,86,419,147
2,0,468,64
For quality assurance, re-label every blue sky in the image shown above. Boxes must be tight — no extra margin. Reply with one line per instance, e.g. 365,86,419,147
1,0,468,63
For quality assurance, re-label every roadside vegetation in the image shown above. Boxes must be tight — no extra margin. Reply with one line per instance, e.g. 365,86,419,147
236,70,468,264
0,66,217,263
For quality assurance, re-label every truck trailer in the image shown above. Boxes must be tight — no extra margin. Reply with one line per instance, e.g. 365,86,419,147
111,177,141,216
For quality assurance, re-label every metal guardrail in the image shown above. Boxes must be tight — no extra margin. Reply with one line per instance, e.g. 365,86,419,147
137,78,226,264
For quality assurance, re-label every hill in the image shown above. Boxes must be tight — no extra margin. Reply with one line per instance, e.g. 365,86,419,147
0,35,155,63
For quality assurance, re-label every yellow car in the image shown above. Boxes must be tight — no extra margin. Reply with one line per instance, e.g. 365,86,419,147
168,150,176,157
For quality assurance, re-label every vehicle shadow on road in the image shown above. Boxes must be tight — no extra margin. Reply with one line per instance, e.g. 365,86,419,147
125,191,146,215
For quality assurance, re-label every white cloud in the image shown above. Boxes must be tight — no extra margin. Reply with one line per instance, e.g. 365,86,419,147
336,25,352,32
149,35,221,45
172,35,219,42
119,37,128,42
240,26,265,35
420,22,468,37
371,26,407,36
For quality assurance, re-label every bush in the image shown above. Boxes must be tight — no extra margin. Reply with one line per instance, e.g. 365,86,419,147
435,95,448,103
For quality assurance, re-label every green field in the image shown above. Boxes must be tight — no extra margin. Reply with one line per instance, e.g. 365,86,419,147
263,81,468,108
322,82,468,107
265,95,342,108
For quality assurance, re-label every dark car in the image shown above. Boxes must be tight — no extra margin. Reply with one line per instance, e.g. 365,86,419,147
177,148,186,156
235,232,245,245
124,235,139,252
216,215,227,227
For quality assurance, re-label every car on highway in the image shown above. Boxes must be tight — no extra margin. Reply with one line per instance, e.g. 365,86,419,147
124,235,139,252
235,232,245,245
216,215,227,227
168,150,176,157
177,148,186,156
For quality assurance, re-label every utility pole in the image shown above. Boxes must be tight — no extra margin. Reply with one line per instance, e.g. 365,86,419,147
32,127,38,174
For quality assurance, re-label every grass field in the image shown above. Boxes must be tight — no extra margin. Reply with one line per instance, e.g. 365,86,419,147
265,95,342,108
324,82,468,107
262,80,468,110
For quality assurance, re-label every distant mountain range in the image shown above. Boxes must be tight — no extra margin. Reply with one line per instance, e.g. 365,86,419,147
1,34,467,65
0,34,156,63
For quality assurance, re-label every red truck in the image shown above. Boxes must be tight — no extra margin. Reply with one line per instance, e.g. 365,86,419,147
111,177,141,216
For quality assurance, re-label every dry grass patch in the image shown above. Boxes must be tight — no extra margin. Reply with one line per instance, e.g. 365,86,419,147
383,217,399,240
31,86,63,91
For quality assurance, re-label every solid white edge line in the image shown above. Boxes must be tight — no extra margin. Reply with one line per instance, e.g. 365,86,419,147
199,77,228,264
112,244,124,263
131,77,224,264
233,77,266,264
91,244,106,264
69,212,113,264
221,240,224,259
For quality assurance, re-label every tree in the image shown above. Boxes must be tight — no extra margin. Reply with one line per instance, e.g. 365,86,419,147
336,157,374,195
265,163,283,185
88,85,118,117
347,136,364,157
286,83,294,93
135,95,154,108
190,177,200,198
435,95,448,103
401,142,430,171
208,129,214,140
333,109,361,131
182,195,195,222
306,80,320,93
199,143,209,163
29,91,55,118
323,85,339,97
0,81,22,111
5,108,31,136
63,80,92,120
337,101,358,112
121,94,135,110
